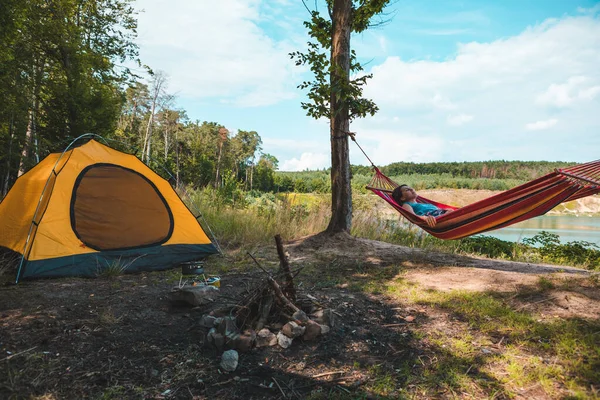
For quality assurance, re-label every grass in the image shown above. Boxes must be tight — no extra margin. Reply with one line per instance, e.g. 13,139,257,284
190,189,330,248
378,274,600,399
188,189,600,272
96,255,146,278
295,256,599,399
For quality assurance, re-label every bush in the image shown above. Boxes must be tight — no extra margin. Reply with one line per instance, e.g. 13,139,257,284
522,231,600,270
458,236,520,259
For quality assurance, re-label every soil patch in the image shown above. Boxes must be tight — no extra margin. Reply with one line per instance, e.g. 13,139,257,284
1,234,597,399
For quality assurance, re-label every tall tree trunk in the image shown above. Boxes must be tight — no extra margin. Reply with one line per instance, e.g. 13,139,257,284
32,97,40,164
18,61,43,176
215,140,223,189
143,106,154,162
326,0,353,234
164,124,169,162
143,73,165,162
18,110,34,177
3,115,15,196
175,139,180,188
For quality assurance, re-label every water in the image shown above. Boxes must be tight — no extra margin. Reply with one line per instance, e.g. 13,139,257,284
480,215,600,245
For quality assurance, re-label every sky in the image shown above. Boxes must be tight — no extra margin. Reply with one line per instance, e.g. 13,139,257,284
132,0,600,171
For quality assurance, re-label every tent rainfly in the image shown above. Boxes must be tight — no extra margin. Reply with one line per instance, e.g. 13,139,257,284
0,139,219,282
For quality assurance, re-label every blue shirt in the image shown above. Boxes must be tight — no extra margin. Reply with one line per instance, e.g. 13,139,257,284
405,202,440,216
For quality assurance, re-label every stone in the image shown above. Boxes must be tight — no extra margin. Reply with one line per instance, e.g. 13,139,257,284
206,328,216,345
213,333,226,351
269,322,284,330
232,331,255,353
217,316,238,336
256,329,277,347
292,310,309,323
199,315,217,328
312,309,335,327
277,331,293,349
168,285,219,307
207,328,225,351
319,324,330,335
302,320,321,341
281,321,305,339
220,350,239,372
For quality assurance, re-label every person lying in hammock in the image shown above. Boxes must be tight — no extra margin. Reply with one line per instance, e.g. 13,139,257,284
391,185,449,227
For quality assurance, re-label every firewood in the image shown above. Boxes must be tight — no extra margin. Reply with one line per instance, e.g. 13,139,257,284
247,251,300,314
275,234,296,302
255,294,273,331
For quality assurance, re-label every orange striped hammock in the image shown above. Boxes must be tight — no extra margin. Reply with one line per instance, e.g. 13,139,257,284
366,160,600,240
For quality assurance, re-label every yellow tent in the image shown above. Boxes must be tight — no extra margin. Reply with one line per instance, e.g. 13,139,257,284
0,139,218,281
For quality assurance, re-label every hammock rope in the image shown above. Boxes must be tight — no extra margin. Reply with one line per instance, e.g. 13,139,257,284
350,133,600,240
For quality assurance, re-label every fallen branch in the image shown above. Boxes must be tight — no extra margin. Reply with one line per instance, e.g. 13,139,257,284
272,377,287,399
312,370,346,378
293,376,357,390
1,346,38,362
275,234,296,303
516,298,552,311
255,294,273,331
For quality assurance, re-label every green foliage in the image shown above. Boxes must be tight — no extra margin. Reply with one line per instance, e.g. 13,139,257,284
522,231,600,270
459,236,519,259
187,188,330,247
455,232,600,270
275,168,556,194
379,160,573,181
97,256,142,278
216,170,247,207
290,1,389,121
0,0,140,190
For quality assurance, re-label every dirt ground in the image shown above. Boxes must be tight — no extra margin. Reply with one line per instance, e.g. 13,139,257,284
1,234,598,399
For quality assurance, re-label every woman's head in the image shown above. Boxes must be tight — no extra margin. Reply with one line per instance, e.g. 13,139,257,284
392,184,417,204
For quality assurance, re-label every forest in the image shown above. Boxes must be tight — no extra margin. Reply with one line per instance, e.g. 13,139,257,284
0,0,276,197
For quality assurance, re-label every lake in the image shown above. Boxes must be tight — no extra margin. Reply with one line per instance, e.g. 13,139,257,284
481,214,600,245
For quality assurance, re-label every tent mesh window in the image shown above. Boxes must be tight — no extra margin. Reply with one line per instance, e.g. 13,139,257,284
71,164,174,251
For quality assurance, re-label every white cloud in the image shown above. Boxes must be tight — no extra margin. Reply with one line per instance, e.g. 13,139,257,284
134,0,303,106
349,126,445,166
281,153,329,171
263,137,321,152
362,14,600,162
447,114,474,126
577,3,600,15
525,119,558,131
536,76,600,107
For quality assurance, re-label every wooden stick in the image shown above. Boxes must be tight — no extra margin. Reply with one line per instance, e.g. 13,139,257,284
255,294,273,331
247,252,300,314
247,252,271,276
268,276,300,313
272,377,287,399
312,370,346,378
275,234,296,302
0,346,38,362
516,298,551,311
293,376,355,390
